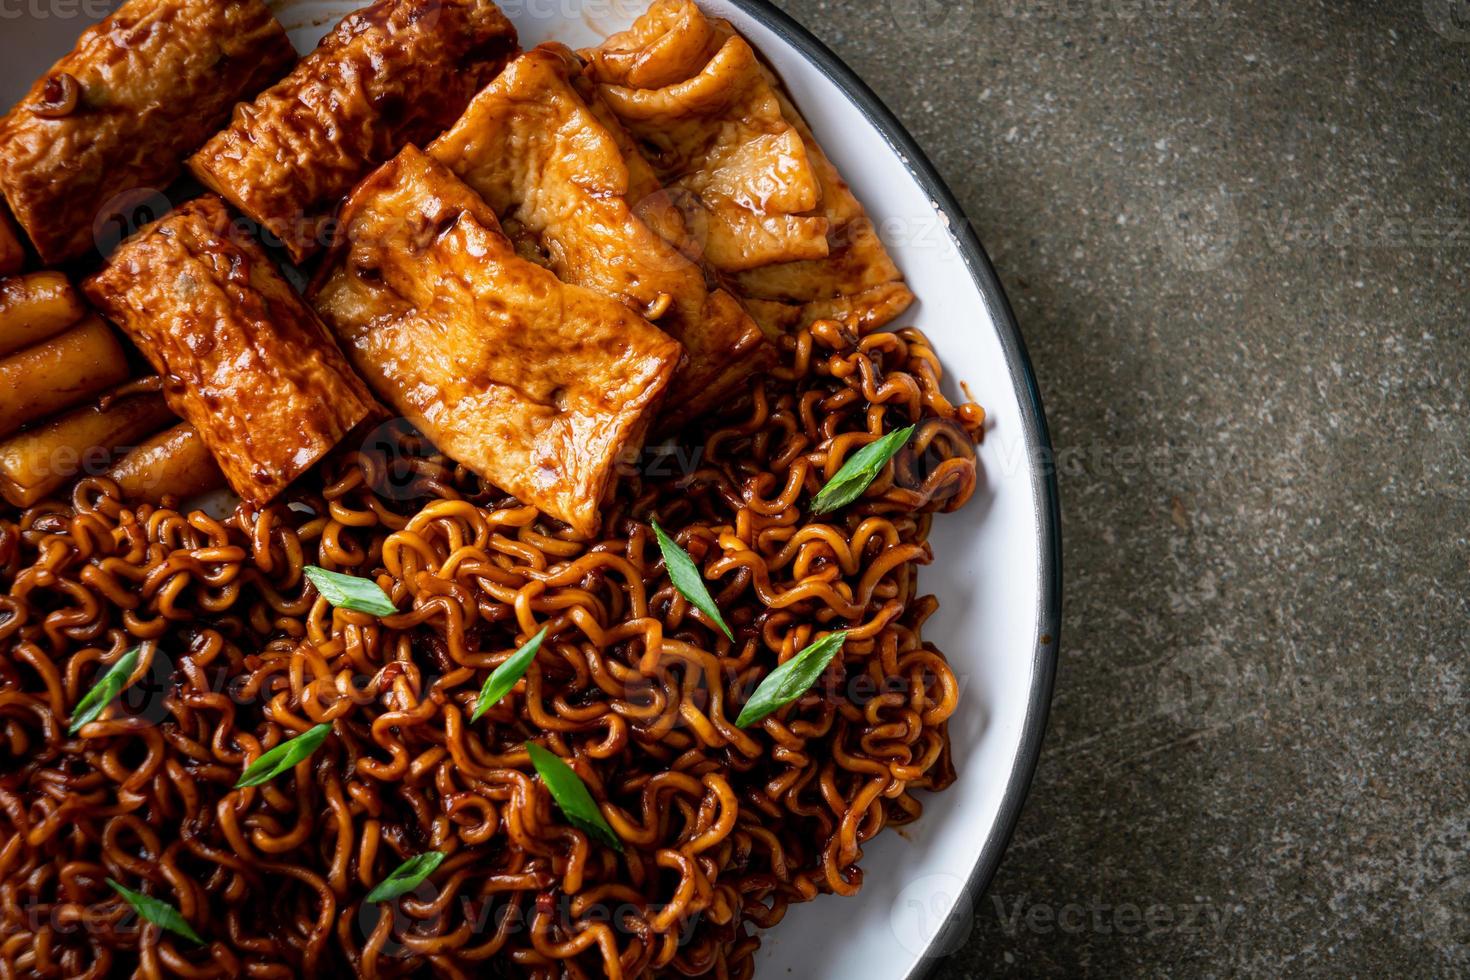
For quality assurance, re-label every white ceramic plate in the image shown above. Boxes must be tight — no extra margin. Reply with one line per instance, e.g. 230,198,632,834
0,4,1059,977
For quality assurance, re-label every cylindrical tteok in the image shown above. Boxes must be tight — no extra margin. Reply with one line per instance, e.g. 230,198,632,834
0,271,88,357
0,316,130,439
105,422,225,503
0,388,174,508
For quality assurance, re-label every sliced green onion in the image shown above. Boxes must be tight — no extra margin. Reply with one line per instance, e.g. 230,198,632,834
736,630,850,727
470,626,549,723
365,851,446,903
68,646,142,735
811,426,916,514
234,723,332,788
525,741,623,852
303,565,398,616
107,879,203,944
651,519,733,641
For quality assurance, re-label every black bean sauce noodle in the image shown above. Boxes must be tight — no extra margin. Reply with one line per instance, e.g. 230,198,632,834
0,320,983,979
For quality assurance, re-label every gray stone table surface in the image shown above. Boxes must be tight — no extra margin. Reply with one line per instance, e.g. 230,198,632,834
767,0,1469,976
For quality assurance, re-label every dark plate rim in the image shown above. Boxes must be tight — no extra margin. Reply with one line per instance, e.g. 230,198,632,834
722,2,1063,977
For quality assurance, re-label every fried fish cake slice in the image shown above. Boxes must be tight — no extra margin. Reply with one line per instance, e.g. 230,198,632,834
84,196,378,505
732,86,915,335
583,0,912,335
582,0,829,274
0,0,294,264
429,44,772,418
188,0,518,263
311,146,683,538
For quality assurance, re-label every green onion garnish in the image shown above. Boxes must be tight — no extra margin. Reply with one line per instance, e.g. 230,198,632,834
736,630,850,727
470,626,549,723
525,741,623,852
68,646,142,735
651,519,733,641
365,851,446,903
234,723,332,788
107,879,203,944
811,426,916,514
303,565,398,616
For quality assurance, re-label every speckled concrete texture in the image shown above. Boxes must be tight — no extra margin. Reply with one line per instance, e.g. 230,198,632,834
768,0,1469,975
